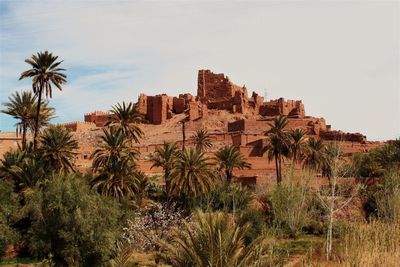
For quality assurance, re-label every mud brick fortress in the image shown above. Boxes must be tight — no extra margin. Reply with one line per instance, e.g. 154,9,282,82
0,70,380,184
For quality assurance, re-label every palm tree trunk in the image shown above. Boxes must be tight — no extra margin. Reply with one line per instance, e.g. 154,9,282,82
226,169,232,184
274,154,280,184
22,123,27,150
278,153,283,184
33,88,42,150
165,169,170,198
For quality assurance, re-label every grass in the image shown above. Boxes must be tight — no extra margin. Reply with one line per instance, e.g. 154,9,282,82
334,220,400,267
0,258,41,266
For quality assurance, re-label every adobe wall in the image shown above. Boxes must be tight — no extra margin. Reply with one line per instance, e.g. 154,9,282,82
259,98,305,118
320,130,366,143
197,69,250,113
228,119,272,133
62,121,97,132
84,111,114,127
0,134,20,159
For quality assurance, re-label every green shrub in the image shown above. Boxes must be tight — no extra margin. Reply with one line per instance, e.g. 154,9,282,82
0,179,20,256
375,169,400,223
237,207,266,245
194,182,253,213
160,210,287,267
24,173,123,266
267,181,313,238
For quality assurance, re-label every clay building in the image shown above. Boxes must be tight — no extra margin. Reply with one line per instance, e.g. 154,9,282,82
84,111,115,127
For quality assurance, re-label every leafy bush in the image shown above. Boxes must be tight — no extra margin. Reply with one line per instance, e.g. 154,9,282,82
24,173,123,266
237,207,266,245
265,180,313,237
195,182,253,213
375,169,400,223
0,179,20,256
351,140,400,178
160,210,286,267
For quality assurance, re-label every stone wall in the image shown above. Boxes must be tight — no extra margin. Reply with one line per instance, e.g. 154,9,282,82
61,121,97,132
259,98,305,118
320,130,366,143
84,111,114,127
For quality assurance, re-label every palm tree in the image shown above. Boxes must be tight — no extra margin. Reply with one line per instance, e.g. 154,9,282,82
105,102,143,143
149,142,180,197
169,148,216,198
160,211,269,267
90,160,141,201
29,100,55,138
2,91,36,150
91,127,138,172
322,143,341,187
288,128,307,164
38,126,78,173
215,145,251,184
304,137,326,172
19,51,67,149
90,127,140,201
263,116,290,184
192,129,212,151
0,148,45,193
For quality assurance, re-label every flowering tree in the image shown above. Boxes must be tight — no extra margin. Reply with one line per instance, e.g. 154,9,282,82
122,202,187,251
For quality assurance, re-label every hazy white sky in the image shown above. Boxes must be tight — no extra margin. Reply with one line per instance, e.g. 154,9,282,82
0,0,399,140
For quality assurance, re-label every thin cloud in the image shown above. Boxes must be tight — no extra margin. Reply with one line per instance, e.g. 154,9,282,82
0,1,399,140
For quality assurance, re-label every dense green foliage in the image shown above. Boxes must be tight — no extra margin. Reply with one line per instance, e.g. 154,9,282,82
160,211,280,267
352,140,400,177
0,180,20,256
170,148,216,198
196,182,253,213
24,173,122,266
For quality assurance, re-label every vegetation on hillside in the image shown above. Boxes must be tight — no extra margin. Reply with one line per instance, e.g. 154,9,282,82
1,52,399,266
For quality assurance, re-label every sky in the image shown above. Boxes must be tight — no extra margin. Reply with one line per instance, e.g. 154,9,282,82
0,0,399,141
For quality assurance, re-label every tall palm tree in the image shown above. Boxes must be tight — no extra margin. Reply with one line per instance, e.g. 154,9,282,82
263,116,290,184
105,102,143,143
160,211,269,267
322,143,341,187
29,100,55,138
91,127,138,172
149,142,180,197
288,128,307,164
90,127,140,201
169,148,216,198
192,129,212,151
2,91,36,150
38,126,78,173
90,160,141,201
215,145,251,183
304,137,326,172
19,51,67,149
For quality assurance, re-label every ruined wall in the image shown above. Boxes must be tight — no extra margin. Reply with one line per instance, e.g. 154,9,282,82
197,69,249,113
62,121,97,132
228,119,271,133
259,98,305,118
84,111,114,127
0,133,20,159
139,94,170,125
320,131,366,143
